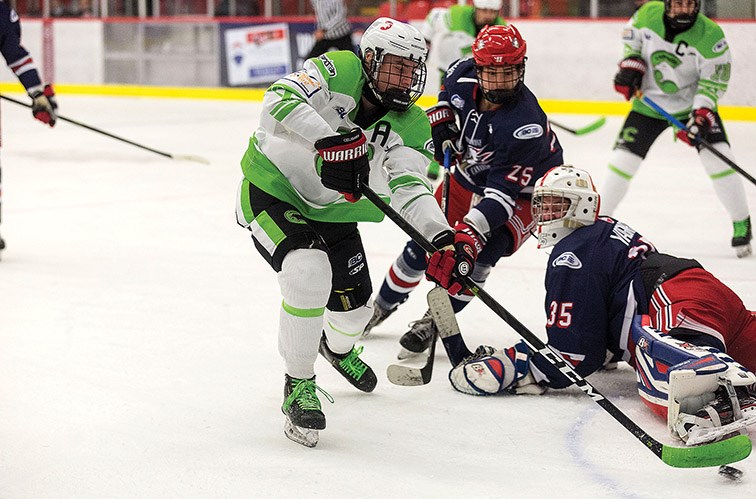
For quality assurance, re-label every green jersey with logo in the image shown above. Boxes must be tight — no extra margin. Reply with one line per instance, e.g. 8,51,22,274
239,50,448,239
623,1,731,118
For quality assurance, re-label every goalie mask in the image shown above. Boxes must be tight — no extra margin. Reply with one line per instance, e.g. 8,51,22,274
532,166,600,249
472,24,527,104
360,18,428,112
664,0,700,31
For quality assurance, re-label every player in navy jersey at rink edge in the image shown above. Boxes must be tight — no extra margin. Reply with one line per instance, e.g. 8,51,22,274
0,0,58,253
365,24,564,359
449,165,756,445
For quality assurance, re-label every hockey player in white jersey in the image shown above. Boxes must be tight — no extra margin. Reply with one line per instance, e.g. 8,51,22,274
603,0,752,257
235,18,468,447
420,0,506,85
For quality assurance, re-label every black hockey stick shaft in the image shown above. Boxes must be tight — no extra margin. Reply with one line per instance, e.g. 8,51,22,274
640,94,756,187
0,94,208,164
418,148,452,381
363,184,750,467
550,117,606,136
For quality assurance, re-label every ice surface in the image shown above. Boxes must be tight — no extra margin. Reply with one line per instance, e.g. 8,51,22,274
1,95,754,497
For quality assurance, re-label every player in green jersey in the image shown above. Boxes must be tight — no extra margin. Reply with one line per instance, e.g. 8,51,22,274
235,18,468,447
604,0,751,257
420,0,507,84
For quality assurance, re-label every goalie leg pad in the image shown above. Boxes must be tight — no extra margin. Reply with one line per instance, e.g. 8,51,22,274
631,316,756,437
449,341,531,396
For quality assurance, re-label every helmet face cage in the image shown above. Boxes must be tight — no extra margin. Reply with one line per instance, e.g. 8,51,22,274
360,18,428,112
475,60,526,104
531,166,599,248
364,48,427,112
664,0,700,30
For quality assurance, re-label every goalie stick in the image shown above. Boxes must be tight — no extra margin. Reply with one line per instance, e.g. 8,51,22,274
386,287,474,386
362,184,751,468
550,116,606,136
0,94,210,165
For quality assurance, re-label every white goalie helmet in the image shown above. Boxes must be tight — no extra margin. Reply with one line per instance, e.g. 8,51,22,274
532,166,600,249
473,0,503,10
360,17,428,111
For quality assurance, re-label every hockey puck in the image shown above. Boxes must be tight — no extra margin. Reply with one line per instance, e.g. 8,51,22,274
718,465,743,482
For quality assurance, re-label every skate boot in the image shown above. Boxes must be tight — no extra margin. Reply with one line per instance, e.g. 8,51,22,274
0,234,4,260
397,310,437,360
677,384,756,445
732,217,752,258
319,333,377,392
282,374,332,448
362,301,396,337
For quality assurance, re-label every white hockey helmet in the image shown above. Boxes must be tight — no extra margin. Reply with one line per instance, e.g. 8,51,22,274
473,0,503,10
359,17,428,111
532,166,600,249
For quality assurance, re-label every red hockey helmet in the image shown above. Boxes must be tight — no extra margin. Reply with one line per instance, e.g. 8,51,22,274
472,24,527,67
472,25,527,104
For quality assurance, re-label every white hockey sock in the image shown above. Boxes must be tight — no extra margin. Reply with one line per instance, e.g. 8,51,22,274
602,149,643,216
277,249,332,379
699,143,750,222
324,306,373,354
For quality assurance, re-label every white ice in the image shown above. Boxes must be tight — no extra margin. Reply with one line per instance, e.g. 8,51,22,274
1,95,755,498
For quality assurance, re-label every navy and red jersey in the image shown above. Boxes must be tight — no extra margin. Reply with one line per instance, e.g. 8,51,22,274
532,217,657,388
439,58,563,234
0,2,43,94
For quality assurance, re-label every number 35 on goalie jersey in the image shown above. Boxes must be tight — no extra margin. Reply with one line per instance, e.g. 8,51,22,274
534,217,657,388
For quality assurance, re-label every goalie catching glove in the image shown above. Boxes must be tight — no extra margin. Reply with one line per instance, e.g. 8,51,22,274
315,128,370,202
449,341,545,396
30,84,58,127
426,223,483,295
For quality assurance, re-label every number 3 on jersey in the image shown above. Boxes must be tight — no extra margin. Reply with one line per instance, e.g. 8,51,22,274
505,165,533,187
546,301,572,328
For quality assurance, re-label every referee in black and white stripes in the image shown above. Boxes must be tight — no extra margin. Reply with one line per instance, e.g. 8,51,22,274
306,0,355,59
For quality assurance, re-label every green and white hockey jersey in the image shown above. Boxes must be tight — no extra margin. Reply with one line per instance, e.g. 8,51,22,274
623,1,731,119
238,50,448,240
421,5,506,74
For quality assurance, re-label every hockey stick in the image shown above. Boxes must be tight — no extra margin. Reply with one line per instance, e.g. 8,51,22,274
0,94,210,165
387,287,474,386
638,93,756,187
386,148,452,386
550,116,607,136
362,183,751,468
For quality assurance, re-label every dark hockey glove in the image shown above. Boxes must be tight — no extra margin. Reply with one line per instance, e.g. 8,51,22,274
613,57,646,101
426,223,483,295
315,128,370,202
427,104,461,163
676,108,717,146
30,84,58,127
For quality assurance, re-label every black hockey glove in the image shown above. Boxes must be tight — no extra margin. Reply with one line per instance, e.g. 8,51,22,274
426,223,483,296
676,108,718,146
427,104,461,163
30,84,58,127
613,57,646,101
315,128,370,202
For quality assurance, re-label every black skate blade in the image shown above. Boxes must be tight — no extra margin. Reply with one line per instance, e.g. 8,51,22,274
283,417,319,448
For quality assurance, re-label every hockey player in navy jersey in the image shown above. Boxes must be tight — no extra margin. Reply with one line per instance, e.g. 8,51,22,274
365,24,563,358
0,1,58,252
449,166,756,445
0,3,57,126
